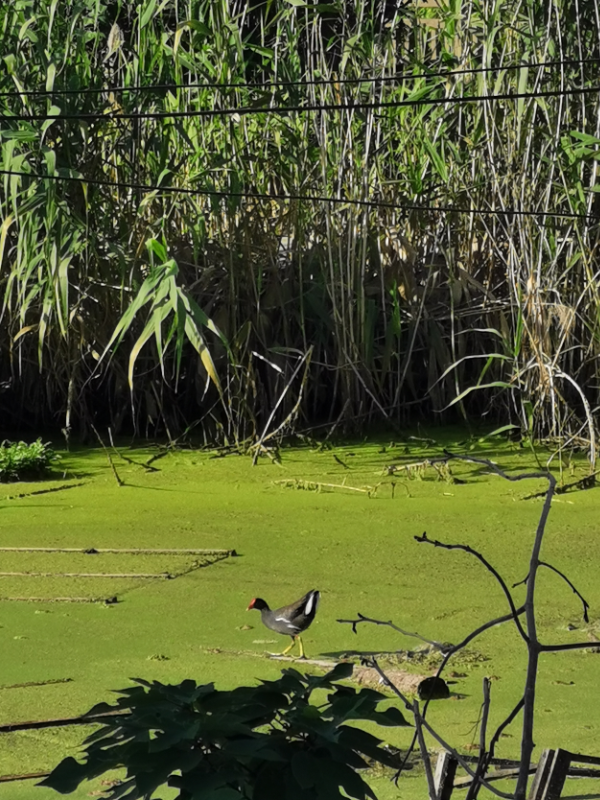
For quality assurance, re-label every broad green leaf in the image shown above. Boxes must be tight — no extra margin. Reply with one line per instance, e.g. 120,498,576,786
139,0,157,29
41,105,62,139
476,424,520,442
46,62,56,92
291,751,319,789
423,138,448,183
184,305,222,393
446,381,514,409
570,130,600,146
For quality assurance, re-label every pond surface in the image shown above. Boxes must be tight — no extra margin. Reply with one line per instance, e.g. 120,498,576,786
0,431,598,799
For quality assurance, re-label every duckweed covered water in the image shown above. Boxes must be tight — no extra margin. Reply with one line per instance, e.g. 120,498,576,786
0,431,598,799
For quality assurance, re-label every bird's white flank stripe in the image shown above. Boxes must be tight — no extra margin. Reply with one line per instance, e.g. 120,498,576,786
275,616,299,631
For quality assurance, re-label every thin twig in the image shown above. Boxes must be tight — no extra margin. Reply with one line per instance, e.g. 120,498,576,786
513,561,589,622
251,347,313,464
487,698,525,767
539,640,600,652
91,425,123,486
415,532,528,642
337,612,447,650
413,701,438,800
338,604,525,791
466,677,492,800
417,715,514,799
106,429,159,472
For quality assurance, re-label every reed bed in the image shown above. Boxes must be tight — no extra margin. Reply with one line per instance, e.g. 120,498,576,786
0,0,599,460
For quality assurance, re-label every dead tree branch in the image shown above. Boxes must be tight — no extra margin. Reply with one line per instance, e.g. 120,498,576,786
466,678,492,800
336,612,448,651
513,562,589,623
414,532,528,642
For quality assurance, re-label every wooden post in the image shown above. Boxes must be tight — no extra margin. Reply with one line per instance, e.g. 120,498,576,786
529,749,572,800
434,751,458,800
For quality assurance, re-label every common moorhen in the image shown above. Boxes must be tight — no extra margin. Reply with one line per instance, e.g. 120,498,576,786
247,589,320,658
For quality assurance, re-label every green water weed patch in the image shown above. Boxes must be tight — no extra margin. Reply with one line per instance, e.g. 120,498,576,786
0,440,58,482
0,432,598,798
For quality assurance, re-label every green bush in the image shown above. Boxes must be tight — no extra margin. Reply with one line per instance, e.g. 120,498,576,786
0,438,58,481
41,663,409,799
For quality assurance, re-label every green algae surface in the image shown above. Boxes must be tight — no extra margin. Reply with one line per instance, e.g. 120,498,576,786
0,433,599,799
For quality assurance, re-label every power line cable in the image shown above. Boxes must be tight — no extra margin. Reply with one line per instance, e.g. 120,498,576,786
1,57,598,99
1,84,600,122
0,168,597,221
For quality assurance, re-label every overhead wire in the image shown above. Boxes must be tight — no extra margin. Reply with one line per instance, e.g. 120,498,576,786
0,57,598,99
0,168,597,221
1,83,600,122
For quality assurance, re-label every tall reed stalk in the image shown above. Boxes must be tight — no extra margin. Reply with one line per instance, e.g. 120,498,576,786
0,0,599,461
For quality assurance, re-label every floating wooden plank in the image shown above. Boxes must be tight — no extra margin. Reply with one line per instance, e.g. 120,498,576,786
1,596,118,604
564,750,600,766
454,753,600,792
434,751,458,800
529,749,572,800
454,767,535,787
0,571,173,579
0,547,236,555
544,749,572,800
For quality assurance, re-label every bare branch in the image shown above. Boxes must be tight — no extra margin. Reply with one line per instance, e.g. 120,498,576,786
450,607,526,654
336,612,448,650
539,640,600,652
442,451,551,485
413,701,438,800
363,658,413,710
362,658,419,784
417,715,514,799
513,562,589,623
487,698,525,766
466,678,492,800
415,532,528,642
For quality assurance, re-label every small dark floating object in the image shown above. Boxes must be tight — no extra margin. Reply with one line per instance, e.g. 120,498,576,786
104,596,119,605
418,676,450,700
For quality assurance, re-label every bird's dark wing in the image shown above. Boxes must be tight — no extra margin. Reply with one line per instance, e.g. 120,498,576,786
285,590,319,623
273,614,303,633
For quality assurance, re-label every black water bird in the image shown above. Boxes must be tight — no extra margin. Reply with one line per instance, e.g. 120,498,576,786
247,590,320,658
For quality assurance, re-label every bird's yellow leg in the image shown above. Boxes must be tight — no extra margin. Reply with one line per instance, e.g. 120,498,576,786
278,638,296,656
271,636,306,658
